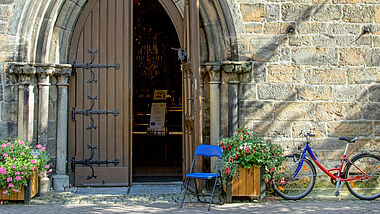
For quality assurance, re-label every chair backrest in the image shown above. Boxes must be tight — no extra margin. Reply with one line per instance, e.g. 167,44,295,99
194,144,222,158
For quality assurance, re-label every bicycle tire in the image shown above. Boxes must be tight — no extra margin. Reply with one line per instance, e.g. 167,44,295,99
273,154,316,200
344,153,380,200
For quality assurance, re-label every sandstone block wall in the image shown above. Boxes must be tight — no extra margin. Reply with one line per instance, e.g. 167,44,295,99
230,0,379,166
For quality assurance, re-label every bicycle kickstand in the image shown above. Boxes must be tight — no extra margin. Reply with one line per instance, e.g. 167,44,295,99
334,179,344,200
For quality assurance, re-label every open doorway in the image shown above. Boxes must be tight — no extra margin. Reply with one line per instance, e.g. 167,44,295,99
132,0,182,182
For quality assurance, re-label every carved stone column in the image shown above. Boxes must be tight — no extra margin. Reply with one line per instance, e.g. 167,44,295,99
17,74,35,142
222,61,252,203
53,73,70,191
207,64,221,146
37,70,52,146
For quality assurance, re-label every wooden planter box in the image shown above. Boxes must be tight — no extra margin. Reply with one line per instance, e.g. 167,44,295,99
226,166,265,202
0,172,39,204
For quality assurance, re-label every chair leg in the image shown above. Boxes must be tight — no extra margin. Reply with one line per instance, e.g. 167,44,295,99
208,178,219,211
180,178,190,208
194,179,201,202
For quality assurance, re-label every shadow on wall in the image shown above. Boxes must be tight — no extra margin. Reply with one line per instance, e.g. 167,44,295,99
234,2,379,163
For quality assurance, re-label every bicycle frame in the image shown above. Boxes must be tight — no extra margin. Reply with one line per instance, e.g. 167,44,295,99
294,142,370,182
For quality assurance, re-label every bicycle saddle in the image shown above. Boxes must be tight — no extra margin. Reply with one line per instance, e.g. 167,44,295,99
339,137,357,143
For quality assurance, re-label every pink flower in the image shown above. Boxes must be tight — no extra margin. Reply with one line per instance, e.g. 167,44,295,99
25,145,29,149
2,190,8,195
2,153,8,157
12,189,19,193
10,150,13,153
8,183,14,188
15,171,20,175
0,144,6,148
225,168,230,174
22,166,27,169
17,141,24,145
11,165,16,169
41,147,46,152
48,169,52,173
6,177,12,182
15,176,21,181
10,145,14,148
32,166,36,171
31,159,36,164
44,165,49,169
20,152,25,155
264,178,269,183
36,144,42,149
0,167,7,175
280,179,286,184
33,154,37,158
270,168,274,173
234,154,238,158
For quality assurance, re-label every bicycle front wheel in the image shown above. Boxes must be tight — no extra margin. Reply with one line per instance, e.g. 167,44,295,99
344,153,380,200
273,154,316,200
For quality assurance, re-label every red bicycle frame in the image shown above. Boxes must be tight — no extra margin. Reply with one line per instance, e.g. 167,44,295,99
293,142,370,182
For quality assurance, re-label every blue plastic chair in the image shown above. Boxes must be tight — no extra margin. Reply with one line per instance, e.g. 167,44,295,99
180,144,224,211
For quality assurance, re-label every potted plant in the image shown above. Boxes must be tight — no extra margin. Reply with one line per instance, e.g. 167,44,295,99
219,127,284,200
0,139,51,203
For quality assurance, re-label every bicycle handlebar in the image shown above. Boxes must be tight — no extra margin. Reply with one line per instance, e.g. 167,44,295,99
300,130,315,138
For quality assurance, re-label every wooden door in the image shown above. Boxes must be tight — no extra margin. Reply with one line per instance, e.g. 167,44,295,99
182,0,202,176
68,0,133,186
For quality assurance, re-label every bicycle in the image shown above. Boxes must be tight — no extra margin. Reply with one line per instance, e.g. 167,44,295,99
273,130,380,200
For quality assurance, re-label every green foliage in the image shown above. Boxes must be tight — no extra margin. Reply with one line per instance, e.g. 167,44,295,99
0,139,51,196
219,127,285,182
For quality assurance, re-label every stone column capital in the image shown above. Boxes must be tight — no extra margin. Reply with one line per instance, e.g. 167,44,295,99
201,62,221,82
222,61,252,82
57,74,70,86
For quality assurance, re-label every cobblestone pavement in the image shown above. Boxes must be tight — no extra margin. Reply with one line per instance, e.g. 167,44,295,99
1,187,379,213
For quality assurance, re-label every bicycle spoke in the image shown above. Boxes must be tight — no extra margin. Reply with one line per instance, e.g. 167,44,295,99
345,153,380,200
273,155,316,200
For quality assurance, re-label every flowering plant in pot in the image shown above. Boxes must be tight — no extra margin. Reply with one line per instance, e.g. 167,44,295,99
0,139,51,196
219,127,285,183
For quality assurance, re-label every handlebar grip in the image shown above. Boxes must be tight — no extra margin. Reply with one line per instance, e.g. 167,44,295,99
308,133,315,137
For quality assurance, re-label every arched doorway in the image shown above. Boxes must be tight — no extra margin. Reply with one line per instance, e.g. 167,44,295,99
68,0,184,186
132,1,182,182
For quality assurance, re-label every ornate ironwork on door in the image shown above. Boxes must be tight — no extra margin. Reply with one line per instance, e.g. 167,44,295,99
71,49,120,180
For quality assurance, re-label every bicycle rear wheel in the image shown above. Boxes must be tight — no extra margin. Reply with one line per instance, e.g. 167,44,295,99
344,153,380,200
273,154,316,200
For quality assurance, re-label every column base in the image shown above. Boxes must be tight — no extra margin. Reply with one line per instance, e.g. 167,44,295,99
52,175,70,191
